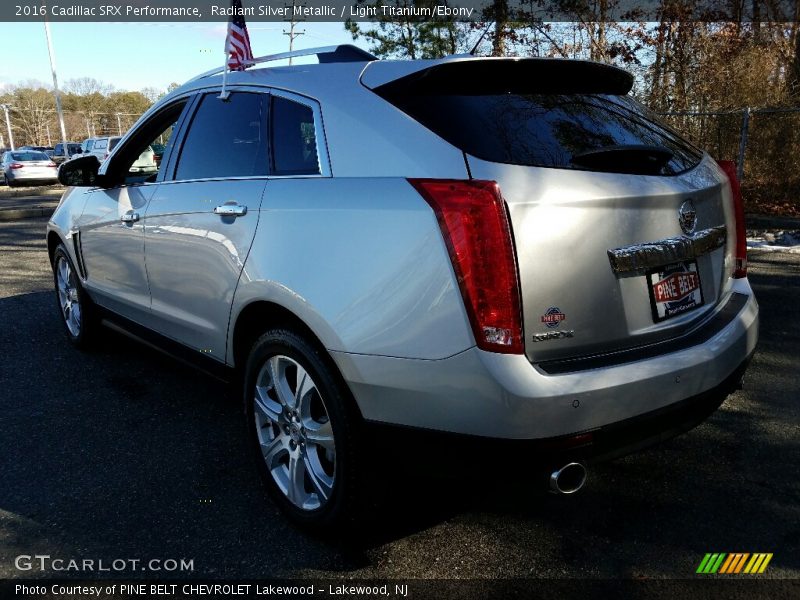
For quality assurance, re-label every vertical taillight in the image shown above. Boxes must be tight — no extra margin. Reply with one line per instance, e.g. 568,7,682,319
409,179,523,354
716,160,747,278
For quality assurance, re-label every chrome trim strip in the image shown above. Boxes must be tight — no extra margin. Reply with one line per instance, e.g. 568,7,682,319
607,225,727,275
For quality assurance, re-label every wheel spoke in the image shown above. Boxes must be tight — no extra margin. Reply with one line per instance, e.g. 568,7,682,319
294,364,316,415
287,452,306,505
254,385,282,425
268,356,295,409
261,435,287,469
304,453,333,501
304,419,335,452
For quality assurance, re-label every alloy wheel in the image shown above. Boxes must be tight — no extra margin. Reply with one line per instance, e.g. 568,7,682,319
253,355,336,511
56,255,81,337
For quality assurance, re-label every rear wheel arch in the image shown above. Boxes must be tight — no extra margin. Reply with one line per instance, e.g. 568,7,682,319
231,300,363,418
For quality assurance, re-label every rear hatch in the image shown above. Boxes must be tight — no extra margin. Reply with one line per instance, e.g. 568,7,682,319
369,58,735,363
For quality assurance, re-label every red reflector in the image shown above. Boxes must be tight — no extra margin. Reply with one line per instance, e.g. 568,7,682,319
716,160,747,278
409,179,523,354
10,163,24,169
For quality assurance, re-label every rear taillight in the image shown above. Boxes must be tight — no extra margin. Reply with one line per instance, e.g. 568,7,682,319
47,162,56,168
716,160,747,278
10,162,24,169
409,179,523,354
103,153,109,160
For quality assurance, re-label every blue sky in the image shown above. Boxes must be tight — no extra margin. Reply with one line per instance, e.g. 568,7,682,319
0,21,364,92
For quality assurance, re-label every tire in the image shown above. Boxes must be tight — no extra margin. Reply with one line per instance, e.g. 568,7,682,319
244,329,362,531
52,244,99,349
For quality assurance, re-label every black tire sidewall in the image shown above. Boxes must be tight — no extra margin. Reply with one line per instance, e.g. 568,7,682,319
243,329,360,531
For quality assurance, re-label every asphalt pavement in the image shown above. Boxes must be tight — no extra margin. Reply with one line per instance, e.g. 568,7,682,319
0,217,798,586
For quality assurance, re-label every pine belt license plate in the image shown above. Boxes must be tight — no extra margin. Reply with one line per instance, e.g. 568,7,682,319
646,261,705,322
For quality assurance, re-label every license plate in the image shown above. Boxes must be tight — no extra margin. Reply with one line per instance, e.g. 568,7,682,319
647,261,704,322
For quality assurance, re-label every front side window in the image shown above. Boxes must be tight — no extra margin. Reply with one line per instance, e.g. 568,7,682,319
175,92,268,181
271,96,320,176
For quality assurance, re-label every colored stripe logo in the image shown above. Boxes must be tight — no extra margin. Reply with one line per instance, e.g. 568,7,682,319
696,553,773,574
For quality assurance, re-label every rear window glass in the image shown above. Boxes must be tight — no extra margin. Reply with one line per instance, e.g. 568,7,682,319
109,138,121,150
271,96,320,176
382,92,702,175
11,151,49,161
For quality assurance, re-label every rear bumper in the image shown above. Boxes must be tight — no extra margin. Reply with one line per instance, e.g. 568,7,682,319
332,278,758,441
363,354,752,473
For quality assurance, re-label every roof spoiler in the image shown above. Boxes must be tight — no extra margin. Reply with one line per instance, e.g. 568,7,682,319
368,58,634,96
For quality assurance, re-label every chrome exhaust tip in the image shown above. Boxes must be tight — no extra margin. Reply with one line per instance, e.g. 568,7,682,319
549,462,587,494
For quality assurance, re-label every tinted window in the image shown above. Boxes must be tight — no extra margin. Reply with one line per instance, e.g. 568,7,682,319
271,96,319,176
175,92,267,180
109,137,121,150
382,93,702,175
11,151,49,161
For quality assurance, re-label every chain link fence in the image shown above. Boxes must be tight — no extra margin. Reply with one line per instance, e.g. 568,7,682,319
660,108,800,215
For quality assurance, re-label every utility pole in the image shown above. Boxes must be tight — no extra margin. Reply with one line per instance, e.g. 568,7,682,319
0,104,14,150
43,16,69,152
283,0,305,65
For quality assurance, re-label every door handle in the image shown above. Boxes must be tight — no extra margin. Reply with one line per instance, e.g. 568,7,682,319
120,212,140,223
213,204,247,217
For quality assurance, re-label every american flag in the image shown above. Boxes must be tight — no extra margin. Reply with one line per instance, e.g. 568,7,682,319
225,0,253,71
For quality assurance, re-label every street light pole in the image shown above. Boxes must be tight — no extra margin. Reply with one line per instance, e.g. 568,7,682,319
0,104,14,150
43,17,69,151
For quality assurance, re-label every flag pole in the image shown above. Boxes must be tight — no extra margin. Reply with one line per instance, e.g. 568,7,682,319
219,60,230,100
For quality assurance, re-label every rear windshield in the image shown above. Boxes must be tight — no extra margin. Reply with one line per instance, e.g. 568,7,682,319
382,92,702,175
11,151,49,161
109,137,121,150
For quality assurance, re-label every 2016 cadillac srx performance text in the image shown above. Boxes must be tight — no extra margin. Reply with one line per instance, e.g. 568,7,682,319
48,45,758,529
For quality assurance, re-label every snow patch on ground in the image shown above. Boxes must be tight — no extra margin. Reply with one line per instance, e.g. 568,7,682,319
746,230,800,254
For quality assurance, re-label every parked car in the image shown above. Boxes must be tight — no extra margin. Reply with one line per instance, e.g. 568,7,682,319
80,136,157,173
18,145,53,153
52,142,83,165
2,150,58,186
49,46,758,530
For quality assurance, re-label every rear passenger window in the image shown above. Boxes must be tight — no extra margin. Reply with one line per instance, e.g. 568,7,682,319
175,92,267,180
271,96,320,176
95,139,107,150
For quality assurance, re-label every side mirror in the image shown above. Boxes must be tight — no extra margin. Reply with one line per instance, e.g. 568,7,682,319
58,155,108,187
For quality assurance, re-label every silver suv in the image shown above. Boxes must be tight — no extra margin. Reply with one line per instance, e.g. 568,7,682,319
48,45,758,529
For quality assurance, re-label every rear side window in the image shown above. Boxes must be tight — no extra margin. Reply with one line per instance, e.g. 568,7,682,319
381,92,702,176
175,92,267,180
109,138,121,150
94,139,108,150
271,96,320,176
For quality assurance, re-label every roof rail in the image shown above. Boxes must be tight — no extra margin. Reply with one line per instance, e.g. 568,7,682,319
185,45,378,85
